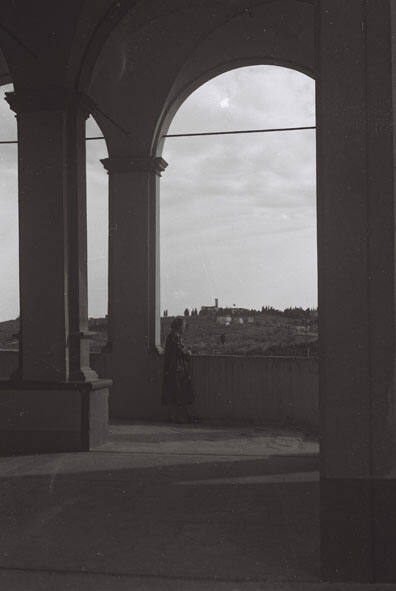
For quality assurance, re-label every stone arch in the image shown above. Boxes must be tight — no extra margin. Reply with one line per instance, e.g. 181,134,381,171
153,57,315,156
79,0,317,94
87,0,316,156
156,62,317,358
87,0,317,420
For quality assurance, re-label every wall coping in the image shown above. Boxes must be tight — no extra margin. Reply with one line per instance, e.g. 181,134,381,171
0,348,318,362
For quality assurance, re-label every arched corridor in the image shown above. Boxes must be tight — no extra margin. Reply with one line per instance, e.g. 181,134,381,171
0,0,395,585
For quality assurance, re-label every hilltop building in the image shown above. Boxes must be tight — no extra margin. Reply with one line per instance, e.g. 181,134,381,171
199,298,219,318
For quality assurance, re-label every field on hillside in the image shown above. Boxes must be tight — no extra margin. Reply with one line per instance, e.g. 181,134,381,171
0,319,20,350
161,315,318,357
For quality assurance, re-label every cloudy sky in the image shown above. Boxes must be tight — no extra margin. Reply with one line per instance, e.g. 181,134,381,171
161,65,316,315
0,65,316,321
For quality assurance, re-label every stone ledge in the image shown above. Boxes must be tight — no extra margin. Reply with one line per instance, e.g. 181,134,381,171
0,378,112,391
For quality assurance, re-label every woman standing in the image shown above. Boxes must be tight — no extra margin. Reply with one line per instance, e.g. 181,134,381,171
162,317,199,423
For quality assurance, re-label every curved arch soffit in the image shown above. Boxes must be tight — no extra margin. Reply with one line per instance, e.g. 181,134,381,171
153,58,315,157
79,0,316,91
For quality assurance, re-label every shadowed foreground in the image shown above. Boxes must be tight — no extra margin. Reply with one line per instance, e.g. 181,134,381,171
0,423,390,590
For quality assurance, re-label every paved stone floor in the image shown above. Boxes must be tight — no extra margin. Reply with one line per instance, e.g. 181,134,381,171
0,423,392,590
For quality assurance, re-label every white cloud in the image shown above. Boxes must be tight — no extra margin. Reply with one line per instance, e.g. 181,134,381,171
220,97,230,109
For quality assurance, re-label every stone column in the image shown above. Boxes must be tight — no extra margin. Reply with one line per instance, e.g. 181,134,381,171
6,88,97,382
101,154,167,417
0,88,109,454
317,0,396,582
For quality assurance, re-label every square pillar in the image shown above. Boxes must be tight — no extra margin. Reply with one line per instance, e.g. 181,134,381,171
101,154,167,418
0,88,109,453
317,0,396,582
6,88,97,382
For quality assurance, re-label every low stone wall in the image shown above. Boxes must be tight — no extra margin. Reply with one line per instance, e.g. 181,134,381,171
189,355,318,432
0,350,319,431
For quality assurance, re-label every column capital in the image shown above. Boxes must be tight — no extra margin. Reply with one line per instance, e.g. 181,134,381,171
5,87,94,118
101,155,168,176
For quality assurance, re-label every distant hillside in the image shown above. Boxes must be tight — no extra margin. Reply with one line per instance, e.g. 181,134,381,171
0,318,19,350
264,340,318,358
0,318,108,352
0,314,318,357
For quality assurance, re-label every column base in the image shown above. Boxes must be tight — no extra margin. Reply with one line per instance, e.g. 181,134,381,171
0,379,111,454
321,477,396,582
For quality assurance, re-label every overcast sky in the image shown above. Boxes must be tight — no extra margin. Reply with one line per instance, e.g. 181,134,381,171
0,65,316,321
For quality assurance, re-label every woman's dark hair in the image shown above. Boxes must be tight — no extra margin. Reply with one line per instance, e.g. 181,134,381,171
170,317,184,331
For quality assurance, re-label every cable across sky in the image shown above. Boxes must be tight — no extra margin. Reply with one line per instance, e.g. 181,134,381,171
0,125,316,145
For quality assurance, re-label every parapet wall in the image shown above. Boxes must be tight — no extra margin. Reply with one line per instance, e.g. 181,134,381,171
0,350,318,432
189,355,318,432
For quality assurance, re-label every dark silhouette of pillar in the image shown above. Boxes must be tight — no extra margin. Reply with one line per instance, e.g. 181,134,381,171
0,88,109,454
6,88,97,382
101,154,167,417
317,0,396,582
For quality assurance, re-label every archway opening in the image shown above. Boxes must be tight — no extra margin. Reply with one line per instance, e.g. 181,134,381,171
160,65,317,360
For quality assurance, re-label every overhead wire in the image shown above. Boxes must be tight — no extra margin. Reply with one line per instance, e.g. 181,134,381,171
0,125,316,145
163,125,316,138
